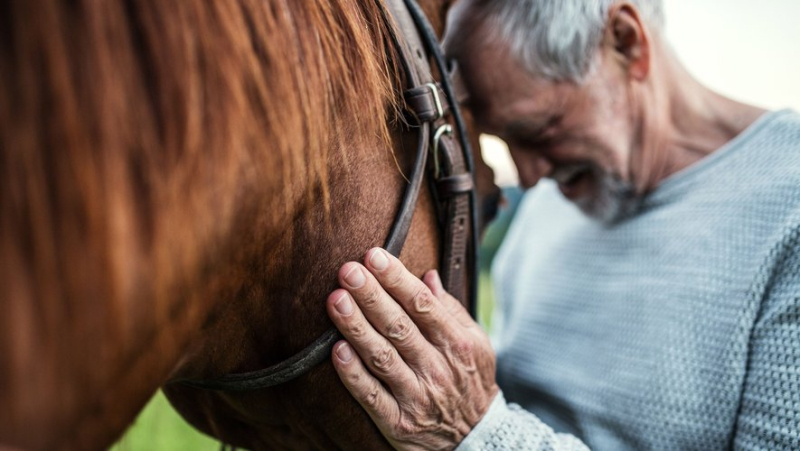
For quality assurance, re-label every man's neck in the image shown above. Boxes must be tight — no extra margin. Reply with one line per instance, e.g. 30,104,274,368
643,45,766,187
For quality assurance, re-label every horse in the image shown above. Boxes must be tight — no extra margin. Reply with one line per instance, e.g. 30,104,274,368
0,0,498,448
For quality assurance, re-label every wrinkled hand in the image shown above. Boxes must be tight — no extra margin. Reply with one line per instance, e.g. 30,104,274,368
327,247,499,450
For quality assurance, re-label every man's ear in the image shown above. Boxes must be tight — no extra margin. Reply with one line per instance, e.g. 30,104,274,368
605,3,651,80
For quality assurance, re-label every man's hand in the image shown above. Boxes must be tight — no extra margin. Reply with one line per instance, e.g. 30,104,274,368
327,247,499,450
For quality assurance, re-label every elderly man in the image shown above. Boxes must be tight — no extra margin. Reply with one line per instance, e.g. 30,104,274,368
326,0,800,449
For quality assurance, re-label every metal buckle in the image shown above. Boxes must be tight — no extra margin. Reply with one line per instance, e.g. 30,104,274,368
432,124,452,178
424,83,444,121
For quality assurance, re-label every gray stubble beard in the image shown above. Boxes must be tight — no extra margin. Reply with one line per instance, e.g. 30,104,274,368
574,167,641,224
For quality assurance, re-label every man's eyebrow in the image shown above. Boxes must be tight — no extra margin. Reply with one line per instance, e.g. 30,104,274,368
506,118,550,139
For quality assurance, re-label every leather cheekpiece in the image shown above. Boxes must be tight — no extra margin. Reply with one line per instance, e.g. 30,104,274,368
405,84,449,123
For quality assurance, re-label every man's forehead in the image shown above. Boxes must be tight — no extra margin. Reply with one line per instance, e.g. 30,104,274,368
458,44,560,130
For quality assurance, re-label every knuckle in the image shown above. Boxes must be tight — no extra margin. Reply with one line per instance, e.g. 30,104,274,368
359,285,382,309
452,337,474,360
411,286,436,313
371,345,398,372
449,336,477,371
346,368,363,385
386,315,413,342
363,384,382,409
347,318,368,339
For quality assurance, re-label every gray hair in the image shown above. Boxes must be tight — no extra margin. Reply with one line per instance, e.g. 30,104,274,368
448,0,664,82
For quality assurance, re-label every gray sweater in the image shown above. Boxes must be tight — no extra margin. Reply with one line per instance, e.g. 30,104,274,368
460,110,800,450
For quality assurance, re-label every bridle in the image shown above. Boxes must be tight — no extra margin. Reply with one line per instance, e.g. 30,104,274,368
180,0,477,392
179,0,478,391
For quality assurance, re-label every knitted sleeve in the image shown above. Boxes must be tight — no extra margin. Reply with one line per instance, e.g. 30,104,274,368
733,224,800,449
456,392,589,450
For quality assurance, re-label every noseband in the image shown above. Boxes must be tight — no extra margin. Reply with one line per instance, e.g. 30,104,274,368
180,0,478,391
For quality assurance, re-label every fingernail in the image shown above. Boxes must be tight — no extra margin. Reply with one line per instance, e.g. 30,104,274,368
370,249,389,271
344,266,365,288
336,343,353,362
334,293,353,315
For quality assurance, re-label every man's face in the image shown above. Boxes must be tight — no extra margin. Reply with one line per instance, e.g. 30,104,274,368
461,41,641,223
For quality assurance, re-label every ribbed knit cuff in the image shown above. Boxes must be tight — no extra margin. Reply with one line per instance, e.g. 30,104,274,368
456,391,509,451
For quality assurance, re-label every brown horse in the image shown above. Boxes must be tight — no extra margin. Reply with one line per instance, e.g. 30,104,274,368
0,0,498,449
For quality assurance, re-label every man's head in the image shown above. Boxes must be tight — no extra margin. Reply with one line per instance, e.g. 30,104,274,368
446,0,667,223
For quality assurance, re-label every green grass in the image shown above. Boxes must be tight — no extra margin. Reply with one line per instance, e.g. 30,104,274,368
478,269,496,329
110,391,218,450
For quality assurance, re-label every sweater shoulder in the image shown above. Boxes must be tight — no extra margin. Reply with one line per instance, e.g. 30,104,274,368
652,109,800,226
731,109,800,218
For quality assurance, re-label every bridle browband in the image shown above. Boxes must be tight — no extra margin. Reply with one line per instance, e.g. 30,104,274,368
178,0,479,392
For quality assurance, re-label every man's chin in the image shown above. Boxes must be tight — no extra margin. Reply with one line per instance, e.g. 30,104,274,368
571,176,640,224
575,198,632,224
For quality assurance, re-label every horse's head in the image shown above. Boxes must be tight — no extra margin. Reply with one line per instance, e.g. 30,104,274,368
0,0,499,448
160,1,501,448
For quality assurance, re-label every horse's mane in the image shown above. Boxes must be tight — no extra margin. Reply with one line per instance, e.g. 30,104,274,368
0,0,399,439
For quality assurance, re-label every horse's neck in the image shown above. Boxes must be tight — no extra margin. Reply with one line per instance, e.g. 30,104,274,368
162,123,442,447
159,0,455,446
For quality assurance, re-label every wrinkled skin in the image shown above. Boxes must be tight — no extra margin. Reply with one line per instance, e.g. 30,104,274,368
328,248,498,449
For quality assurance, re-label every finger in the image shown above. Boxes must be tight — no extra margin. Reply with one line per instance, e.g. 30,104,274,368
423,269,496,382
422,269,476,330
331,340,402,435
361,248,460,345
338,262,438,364
327,289,419,395
423,269,492,358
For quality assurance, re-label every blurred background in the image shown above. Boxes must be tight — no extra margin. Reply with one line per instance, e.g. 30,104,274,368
112,1,800,449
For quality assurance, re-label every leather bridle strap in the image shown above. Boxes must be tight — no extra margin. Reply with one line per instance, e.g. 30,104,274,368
402,0,479,316
177,0,476,391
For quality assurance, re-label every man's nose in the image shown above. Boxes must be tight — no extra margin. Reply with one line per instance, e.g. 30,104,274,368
513,152,553,189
